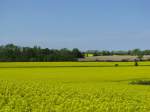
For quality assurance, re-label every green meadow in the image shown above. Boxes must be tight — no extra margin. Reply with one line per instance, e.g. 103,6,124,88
0,62,150,112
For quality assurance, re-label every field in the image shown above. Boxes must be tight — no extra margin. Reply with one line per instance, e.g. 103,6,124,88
78,55,150,62
0,62,150,112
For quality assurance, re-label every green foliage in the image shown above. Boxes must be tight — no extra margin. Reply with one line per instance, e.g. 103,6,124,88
130,80,150,85
137,54,144,61
115,64,119,67
85,49,150,56
0,44,83,62
134,61,138,66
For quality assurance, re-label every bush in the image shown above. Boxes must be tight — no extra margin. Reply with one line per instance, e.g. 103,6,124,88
129,80,150,85
134,62,138,66
115,64,119,67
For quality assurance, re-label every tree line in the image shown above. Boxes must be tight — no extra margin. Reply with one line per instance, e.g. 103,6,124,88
0,44,83,62
86,49,150,57
1,44,150,62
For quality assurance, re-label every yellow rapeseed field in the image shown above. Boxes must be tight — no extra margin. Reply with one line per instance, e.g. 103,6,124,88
0,62,150,112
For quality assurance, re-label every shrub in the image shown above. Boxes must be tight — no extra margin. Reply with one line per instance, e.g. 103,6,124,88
134,62,138,66
129,80,150,85
115,64,119,67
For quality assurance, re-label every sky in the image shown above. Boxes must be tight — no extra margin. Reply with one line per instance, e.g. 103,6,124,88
0,0,150,50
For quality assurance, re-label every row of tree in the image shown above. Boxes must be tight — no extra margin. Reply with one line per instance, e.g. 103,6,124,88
1,44,150,62
86,49,150,56
0,44,83,62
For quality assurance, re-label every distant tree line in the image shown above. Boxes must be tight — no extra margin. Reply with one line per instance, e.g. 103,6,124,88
85,49,150,57
0,44,83,62
1,44,150,62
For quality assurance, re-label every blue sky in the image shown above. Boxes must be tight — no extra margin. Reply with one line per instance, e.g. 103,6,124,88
0,0,150,50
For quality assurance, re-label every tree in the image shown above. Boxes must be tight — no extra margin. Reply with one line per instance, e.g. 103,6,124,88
137,54,143,61
131,49,141,56
72,48,83,58
0,44,83,62
134,59,139,66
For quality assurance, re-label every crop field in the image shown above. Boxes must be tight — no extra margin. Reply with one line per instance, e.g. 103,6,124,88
78,55,150,62
0,62,150,112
